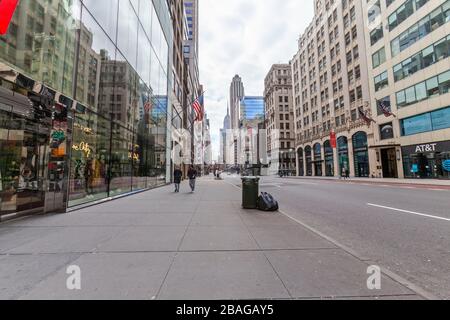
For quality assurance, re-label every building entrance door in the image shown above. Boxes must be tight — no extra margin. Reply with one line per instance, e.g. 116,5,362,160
381,148,398,178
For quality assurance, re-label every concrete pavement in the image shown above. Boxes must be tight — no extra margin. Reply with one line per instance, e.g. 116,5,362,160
0,176,424,300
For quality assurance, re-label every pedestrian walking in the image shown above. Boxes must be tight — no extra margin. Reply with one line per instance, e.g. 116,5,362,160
173,166,182,193
345,168,350,180
188,166,198,193
341,167,346,180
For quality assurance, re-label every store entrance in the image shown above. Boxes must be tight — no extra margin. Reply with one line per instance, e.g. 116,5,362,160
381,148,398,178
410,153,450,179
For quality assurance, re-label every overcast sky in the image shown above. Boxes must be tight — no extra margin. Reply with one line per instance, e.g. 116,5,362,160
199,0,314,160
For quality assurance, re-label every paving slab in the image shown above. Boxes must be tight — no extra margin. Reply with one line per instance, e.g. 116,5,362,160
179,226,259,251
158,251,291,300
190,212,244,226
19,252,174,300
128,213,194,226
0,227,61,253
80,200,199,214
195,202,239,214
248,225,337,250
6,227,123,254
1,213,135,228
0,253,82,300
239,211,299,227
265,250,415,299
96,226,187,252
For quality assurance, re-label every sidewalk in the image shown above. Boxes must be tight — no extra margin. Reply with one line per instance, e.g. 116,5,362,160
285,175,450,188
0,177,424,300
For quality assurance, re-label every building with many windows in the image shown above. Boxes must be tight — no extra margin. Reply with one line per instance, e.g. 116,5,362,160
362,0,450,179
291,0,376,178
0,0,174,219
264,64,296,175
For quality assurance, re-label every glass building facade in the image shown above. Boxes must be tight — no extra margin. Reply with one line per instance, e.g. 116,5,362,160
0,0,172,217
239,96,265,124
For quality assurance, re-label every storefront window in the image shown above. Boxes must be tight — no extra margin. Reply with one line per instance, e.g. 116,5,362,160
352,132,369,177
402,141,450,179
297,148,304,176
0,79,68,215
324,140,334,177
337,136,349,176
1,0,171,216
305,146,312,176
69,105,110,207
313,143,322,176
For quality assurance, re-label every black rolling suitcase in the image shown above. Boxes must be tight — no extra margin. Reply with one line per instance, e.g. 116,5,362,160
257,192,279,212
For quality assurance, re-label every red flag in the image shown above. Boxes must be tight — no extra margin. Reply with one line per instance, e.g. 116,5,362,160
0,0,19,35
330,131,337,149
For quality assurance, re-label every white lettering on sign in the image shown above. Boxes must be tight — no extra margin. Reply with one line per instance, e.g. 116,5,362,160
415,144,437,153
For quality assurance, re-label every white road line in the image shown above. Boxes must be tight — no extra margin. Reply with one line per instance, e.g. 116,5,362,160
367,203,450,222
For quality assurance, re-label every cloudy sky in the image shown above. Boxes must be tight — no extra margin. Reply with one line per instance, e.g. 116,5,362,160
199,0,314,160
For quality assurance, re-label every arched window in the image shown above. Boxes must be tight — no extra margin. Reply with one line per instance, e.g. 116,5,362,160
323,140,334,176
305,146,312,176
313,143,322,176
352,132,369,177
297,148,304,176
337,136,349,176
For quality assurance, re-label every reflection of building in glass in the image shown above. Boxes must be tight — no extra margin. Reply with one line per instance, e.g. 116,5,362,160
239,96,265,128
0,0,174,218
236,96,265,170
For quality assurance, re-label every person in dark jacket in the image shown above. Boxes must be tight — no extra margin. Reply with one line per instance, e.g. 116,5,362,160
187,166,197,192
173,166,183,193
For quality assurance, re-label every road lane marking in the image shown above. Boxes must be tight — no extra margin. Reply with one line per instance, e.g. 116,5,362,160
367,203,450,222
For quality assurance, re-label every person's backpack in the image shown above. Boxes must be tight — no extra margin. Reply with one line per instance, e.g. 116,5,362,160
257,192,279,212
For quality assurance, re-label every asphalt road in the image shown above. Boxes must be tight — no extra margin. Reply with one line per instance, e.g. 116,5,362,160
228,175,450,299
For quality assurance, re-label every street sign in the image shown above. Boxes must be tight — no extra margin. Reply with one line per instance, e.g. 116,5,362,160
0,0,19,35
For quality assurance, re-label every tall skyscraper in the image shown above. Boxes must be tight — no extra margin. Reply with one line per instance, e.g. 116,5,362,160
229,75,245,129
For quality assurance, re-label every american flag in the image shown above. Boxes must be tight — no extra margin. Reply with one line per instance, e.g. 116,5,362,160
377,99,396,118
359,107,376,127
144,99,152,114
192,95,204,122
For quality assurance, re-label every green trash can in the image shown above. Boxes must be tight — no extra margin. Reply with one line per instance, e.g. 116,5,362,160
241,176,260,209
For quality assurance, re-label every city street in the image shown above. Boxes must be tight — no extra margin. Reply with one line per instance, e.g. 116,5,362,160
0,175,447,300
232,175,450,300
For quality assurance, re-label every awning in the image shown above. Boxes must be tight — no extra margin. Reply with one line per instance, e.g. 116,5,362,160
368,144,401,149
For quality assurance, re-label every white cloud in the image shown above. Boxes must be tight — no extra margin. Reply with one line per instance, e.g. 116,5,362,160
199,0,314,160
